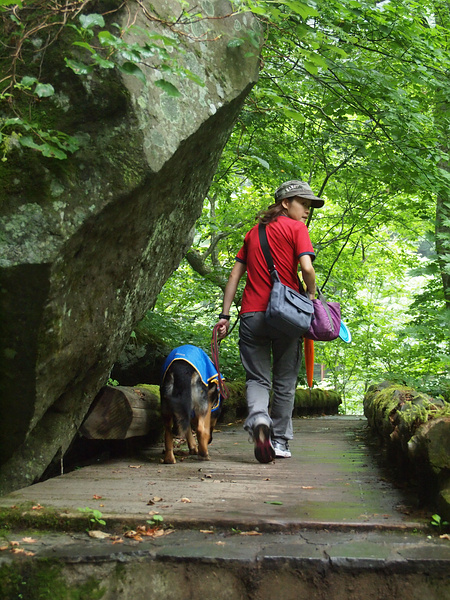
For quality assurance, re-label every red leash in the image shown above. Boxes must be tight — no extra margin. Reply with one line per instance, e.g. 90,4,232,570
211,324,229,400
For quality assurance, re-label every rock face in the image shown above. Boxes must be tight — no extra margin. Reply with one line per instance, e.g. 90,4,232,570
0,0,260,493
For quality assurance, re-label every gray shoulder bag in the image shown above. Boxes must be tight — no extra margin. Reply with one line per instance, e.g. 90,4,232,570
258,224,314,337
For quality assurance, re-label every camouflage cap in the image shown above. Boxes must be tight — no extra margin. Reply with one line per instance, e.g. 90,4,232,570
274,180,325,208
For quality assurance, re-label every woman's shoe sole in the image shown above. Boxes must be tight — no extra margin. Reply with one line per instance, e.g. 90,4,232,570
253,424,275,463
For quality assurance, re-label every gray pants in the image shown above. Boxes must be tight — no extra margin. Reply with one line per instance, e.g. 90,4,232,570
239,312,302,442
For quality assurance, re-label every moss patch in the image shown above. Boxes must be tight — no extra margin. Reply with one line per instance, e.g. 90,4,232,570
0,504,94,534
294,388,341,415
0,561,105,600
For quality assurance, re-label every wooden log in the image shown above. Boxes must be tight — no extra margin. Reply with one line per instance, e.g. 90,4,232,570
363,382,449,448
80,385,161,440
293,388,342,416
364,382,450,518
408,417,450,475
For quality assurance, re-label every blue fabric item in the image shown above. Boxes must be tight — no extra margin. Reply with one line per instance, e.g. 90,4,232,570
161,345,223,412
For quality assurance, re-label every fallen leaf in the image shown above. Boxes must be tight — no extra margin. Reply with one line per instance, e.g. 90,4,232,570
92,495,102,500
88,530,111,540
152,529,166,538
264,478,270,481
200,530,214,534
10,541,20,546
151,496,163,503
440,534,450,540
301,486,314,489
22,537,37,544
240,531,262,536
32,504,44,510
128,465,142,469
216,541,226,545
148,510,160,516
180,498,191,503
11,548,25,554
24,551,36,557
124,531,143,541
0,545,9,551
111,538,124,545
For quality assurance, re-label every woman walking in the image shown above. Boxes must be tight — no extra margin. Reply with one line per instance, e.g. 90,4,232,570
216,180,324,463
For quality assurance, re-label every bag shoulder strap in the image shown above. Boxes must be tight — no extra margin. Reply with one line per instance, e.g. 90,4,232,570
259,223,308,294
258,223,276,277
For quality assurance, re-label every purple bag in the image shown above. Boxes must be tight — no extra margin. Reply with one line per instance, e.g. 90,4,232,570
304,289,341,341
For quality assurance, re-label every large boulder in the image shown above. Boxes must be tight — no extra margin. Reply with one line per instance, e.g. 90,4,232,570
0,0,261,493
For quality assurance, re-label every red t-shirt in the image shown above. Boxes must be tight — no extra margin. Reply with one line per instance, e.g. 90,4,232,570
236,215,315,314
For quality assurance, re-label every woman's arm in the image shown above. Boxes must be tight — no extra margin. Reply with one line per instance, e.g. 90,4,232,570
216,261,247,338
299,255,316,299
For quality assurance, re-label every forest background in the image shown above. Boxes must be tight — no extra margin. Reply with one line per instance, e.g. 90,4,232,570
147,0,450,414
2,0,450,414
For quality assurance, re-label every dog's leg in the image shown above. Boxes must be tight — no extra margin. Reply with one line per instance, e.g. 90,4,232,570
185,426,198,456
163,416,176,464
196,407,212,460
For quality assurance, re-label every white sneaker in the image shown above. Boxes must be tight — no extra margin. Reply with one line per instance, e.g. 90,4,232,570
273,440,291,458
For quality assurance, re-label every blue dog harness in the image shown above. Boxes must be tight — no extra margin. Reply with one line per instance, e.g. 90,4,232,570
161,345,223,413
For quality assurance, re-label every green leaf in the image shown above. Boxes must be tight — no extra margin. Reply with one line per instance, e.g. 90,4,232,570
155,79,181,97
65,58,94,75
98,30,117,45
119,62,147,84
251,155,270,169
185,71,205,87
20,76,38,88
72,41,96,54
79,13,105,30
282,108,305,122
304,61,318,75
264,501,283,505
35,83,55,98
93,55,115,69
228,38,244,48
278,0,319,19
0,0,22,5
19,136,67,159
3,117,22,126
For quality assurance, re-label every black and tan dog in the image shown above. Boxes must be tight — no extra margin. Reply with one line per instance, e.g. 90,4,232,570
160,345,222,464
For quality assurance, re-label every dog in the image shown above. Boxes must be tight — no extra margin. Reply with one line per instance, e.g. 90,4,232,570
160,344,222,464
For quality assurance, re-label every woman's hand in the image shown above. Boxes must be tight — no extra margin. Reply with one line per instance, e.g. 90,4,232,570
216,318,230,339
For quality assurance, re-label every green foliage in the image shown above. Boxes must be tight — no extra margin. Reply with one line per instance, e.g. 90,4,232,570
0,1,207,162
147,514,164,527
0,562,105,600
430,513,450,533
77,507,106,529
150,0,450,412
66,13,205,96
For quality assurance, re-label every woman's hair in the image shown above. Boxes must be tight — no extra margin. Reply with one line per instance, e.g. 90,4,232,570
257,198,291,225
